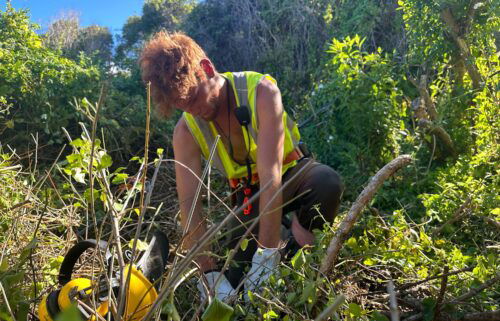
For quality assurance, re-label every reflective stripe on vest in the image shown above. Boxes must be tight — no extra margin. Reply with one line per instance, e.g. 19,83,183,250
183,71,301,179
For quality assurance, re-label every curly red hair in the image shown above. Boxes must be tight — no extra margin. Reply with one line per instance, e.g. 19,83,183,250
139,31,209,117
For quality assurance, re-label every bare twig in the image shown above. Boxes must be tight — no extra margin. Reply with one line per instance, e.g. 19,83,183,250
123,82,152,319
314,294,346,321
320,155,412,274
432,196,472,237
0,281,16,320
447,274,500,305
399,266,474,290
433,265,449,320
387,280,400,321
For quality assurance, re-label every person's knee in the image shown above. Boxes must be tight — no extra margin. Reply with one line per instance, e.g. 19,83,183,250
315,166,343,203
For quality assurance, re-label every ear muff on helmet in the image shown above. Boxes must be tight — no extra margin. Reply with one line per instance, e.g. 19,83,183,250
39,230,169,321
58,240,110,286
44,290,61,319
39,240,110,321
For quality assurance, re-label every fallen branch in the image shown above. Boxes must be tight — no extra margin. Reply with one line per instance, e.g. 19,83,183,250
320,155,412,274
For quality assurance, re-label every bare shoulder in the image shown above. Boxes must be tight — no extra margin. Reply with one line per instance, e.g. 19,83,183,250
173,117,200,155
256,77,283,117
257,77,281,101
173,117,190,141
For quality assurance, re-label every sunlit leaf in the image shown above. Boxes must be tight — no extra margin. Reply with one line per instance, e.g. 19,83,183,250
201,298,233,321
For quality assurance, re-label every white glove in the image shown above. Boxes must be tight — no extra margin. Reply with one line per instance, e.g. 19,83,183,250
244,247,280,296
197,271,235,303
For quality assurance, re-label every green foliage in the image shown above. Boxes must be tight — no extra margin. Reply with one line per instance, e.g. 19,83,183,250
301,35,405,193
55,304,84,321
0,154,38,319
0,4,100,151
1,0,498,319
116,0,195,60
184,0,334,110
330,0,404,52
201,298,234,321
61,133,140,221
0,240,36,320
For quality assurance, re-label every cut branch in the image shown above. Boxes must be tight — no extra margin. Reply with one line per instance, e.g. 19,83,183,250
319,155,412,274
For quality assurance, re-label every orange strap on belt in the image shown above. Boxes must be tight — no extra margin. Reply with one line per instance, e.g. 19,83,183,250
242,187,253,215
283,147,303,165
228,147,303,189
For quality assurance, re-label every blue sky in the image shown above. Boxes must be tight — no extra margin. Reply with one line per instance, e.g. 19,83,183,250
1,0,144,34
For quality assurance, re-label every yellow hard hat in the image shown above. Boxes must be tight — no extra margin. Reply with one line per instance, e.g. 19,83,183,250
123,265,158,321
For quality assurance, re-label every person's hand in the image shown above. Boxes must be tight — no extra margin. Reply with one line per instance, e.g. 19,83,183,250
197,271,235,303
244,247,280,298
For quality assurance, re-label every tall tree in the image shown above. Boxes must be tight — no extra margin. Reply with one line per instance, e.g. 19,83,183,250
116,0,195,60
43,13,113,64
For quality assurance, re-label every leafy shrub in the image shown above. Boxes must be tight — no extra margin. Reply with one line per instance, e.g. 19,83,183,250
0,5,100,153
300,35,405,195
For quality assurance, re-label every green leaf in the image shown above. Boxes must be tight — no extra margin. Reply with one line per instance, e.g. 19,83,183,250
346,237,358,250
0,258,8,272
263,310,279,320
66,153,81,164
128,239,149,251
348,303,362,317
363,257,376,266
19,239,37,262
299,280,316,305
70,138,85,148
240,238,249,251
371,311,390,321
73,168,86,184
99,154,113,169
422,297,436,321
112,173,128,184
291,248,305,269
55,304,83,321
201,298,233,321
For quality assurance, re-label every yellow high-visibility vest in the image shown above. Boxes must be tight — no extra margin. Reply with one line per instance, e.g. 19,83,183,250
183,71,301,179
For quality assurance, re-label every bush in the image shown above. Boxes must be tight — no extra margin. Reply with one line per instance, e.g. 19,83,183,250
0,5,100,154
300,35,405,196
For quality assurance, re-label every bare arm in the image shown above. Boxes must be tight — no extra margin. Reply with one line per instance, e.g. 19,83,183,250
173,117,216,271
256,79,285,248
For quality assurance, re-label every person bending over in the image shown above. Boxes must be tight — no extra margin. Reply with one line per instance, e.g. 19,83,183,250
139,31,343,302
